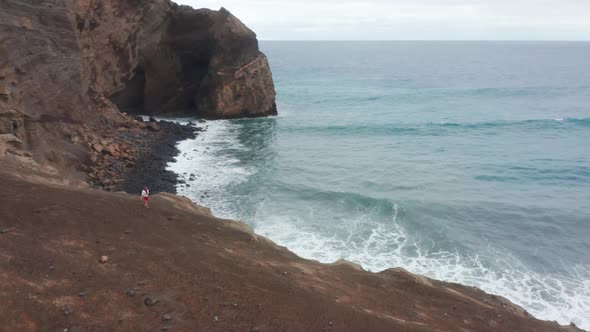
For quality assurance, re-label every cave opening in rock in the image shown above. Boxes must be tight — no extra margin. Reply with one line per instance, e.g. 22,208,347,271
109,68,146,115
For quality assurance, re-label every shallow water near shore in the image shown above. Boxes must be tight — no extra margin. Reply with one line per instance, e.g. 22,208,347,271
168,41,590,328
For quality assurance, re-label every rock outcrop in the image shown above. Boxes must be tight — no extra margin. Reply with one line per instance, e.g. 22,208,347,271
0,0,276,175
75,1,277,118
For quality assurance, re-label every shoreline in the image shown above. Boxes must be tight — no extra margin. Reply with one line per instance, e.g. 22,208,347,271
82,117,585,330
88,118,200,195
0,168,582,331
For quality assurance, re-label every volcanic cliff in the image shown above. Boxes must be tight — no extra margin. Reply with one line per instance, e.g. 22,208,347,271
0,1,584,331
1,0,276,177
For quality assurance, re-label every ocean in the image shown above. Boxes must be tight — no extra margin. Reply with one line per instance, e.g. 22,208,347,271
168,41,590,328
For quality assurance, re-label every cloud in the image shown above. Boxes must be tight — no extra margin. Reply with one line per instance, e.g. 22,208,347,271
175,0,590,40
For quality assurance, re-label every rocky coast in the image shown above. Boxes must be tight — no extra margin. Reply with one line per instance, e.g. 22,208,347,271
0,0,584,331
87,117,199,194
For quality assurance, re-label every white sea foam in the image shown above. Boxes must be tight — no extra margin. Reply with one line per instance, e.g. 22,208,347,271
167,119,590,330
166,119,253,218
252,201,590,329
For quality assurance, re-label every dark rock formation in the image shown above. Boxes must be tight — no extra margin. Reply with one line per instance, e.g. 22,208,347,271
0,0,276,176
75,1,276,118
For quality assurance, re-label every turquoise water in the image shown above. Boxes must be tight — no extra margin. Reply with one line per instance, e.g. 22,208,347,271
169,41,590,328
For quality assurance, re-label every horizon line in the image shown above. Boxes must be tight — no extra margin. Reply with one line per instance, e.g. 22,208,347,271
259,39,590,42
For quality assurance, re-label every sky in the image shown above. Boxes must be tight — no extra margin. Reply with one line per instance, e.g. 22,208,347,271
176,0,590,40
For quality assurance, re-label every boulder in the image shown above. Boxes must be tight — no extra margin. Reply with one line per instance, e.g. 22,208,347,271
92,144,104,154
103,144,119,157
147,122,160,132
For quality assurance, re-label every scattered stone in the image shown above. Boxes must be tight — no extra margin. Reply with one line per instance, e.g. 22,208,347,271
126,288,136,297
104,145,119,157
283,271,288,275
232,303,238,307
63,306,74,315
78,292,85,297
250,327,260,332
328,321,333,326
214,316,219,322
162,313,172,321
99,255,108,264
124,230,131,234
144,295,158,306
49,266,55,270
216,227,221,231
0,229,6,234
92,144,104,153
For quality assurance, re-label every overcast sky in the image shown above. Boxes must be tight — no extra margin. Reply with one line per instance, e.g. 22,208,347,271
176,0,590,40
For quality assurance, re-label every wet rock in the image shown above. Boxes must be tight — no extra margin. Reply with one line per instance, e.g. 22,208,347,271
148,122,160,132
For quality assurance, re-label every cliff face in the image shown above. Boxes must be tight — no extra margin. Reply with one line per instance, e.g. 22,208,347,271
0,0,276,173
76,1,277,118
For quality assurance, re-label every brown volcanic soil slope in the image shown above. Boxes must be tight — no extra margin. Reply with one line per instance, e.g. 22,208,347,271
0,171,581,332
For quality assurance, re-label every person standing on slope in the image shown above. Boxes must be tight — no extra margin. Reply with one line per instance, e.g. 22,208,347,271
141,186,150,208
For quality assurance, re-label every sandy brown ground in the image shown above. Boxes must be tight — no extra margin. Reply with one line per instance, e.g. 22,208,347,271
0,165,581,331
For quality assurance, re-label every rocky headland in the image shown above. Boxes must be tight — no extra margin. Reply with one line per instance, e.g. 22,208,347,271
0,0,583,331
